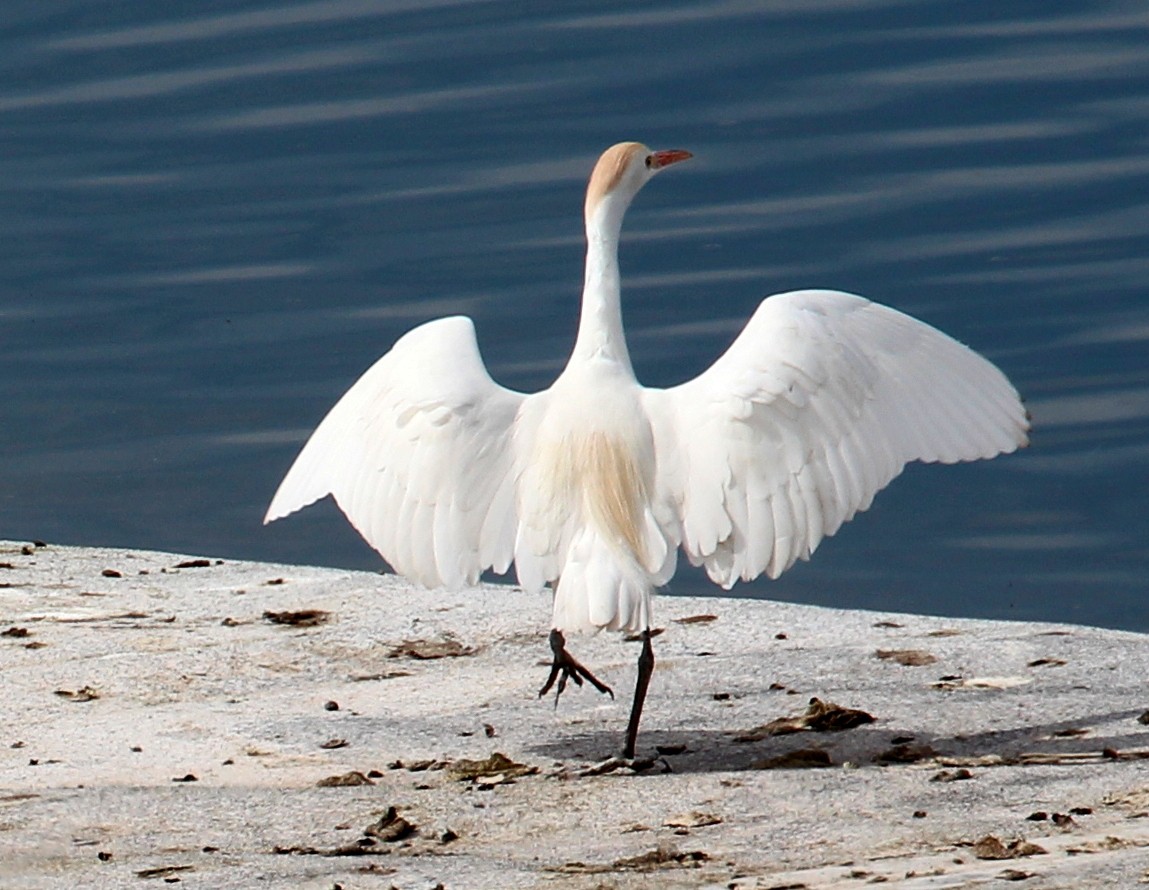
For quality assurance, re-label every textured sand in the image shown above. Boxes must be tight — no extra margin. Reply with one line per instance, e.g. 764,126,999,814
3,540,1149,888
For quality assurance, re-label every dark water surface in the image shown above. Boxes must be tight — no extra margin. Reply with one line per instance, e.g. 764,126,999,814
4,2,1148,630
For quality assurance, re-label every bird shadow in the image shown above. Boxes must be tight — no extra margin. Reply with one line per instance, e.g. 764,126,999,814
529,706,1149,775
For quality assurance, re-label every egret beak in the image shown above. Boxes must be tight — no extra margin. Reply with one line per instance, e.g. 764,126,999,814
648,149,693,170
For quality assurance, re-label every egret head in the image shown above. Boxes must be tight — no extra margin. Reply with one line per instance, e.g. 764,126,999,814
584,142,692,233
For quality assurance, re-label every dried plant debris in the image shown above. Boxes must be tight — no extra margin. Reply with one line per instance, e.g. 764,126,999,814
173,558,215,569
1,626,30,638
1027,657,1067,667
876,648,937,667
931,676,1032,691
275,838,382,857
354,863,398,876
664,811,723,829
349,670,412,681
387,638,477,659
673,614,718,625
1065,835,1147,854
0,792,39,803
752,748,833,770
319,738,349,750
388,758,449,772
930,768,974,782
54,686,99,702
101,568,122,578
447,752,537,782
552,844,710,874
263,609,330,627
735,697,875,741
1017,748,1149,765
970,836,1046,860
873,620,904,628
364,807,417,842
316,771,375,787
136,864,195,878
274,808,437,858
615,846,709,870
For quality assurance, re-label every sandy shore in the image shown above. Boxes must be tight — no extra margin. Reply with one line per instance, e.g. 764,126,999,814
2,539,1149,888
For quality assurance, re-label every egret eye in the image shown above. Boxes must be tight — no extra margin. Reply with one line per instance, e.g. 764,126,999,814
644,155,653,168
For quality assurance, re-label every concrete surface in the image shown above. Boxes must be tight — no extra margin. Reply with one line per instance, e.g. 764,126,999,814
3,540,1149,888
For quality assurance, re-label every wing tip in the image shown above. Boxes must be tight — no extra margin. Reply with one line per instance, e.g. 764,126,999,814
263,489,325,527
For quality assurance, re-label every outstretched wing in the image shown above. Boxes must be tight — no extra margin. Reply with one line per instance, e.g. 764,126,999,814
642,289,1029,588
265,315,526,589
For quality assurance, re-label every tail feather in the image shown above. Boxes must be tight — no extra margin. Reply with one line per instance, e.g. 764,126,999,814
553,526,651,634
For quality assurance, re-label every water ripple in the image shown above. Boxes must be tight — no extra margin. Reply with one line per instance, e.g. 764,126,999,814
49,0,474,50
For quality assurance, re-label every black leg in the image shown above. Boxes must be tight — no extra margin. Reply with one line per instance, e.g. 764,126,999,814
622,629,655,759
539,629,614,705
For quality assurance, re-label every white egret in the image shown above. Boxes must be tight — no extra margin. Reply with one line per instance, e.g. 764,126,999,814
265,142,1029,758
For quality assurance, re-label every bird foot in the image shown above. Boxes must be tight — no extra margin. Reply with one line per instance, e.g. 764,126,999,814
579,755,666,777
539,629,614,706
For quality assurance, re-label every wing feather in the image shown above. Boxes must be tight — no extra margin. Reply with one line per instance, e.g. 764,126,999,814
264,315,525,589
643,289,1029,586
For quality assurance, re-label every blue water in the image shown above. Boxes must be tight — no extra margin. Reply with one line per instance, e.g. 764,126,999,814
3,2,1147,630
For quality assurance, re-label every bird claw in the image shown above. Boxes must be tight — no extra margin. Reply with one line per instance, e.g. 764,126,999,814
539,629,614,705
578,755,665,777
